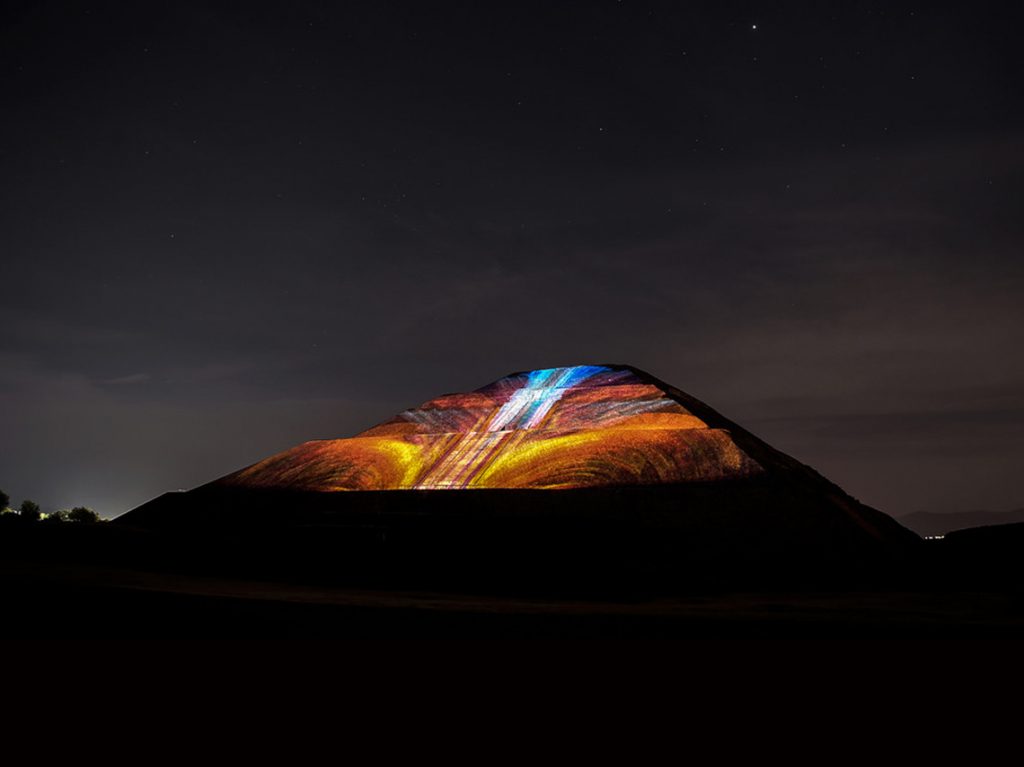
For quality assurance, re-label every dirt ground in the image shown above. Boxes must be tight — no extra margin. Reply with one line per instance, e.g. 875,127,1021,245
4,558,1023,638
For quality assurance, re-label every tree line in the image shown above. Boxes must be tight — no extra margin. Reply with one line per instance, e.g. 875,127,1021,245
0,488,101,524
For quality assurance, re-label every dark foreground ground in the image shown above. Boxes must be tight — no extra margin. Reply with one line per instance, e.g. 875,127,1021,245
5,560,1024,638
2,521,1023,638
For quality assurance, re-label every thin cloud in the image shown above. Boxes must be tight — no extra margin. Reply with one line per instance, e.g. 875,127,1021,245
102,373,151,386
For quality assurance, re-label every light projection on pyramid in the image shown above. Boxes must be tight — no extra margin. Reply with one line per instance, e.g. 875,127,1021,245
221,365,763,492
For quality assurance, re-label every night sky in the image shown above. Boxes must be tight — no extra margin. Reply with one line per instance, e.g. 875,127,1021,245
2,1,1022,518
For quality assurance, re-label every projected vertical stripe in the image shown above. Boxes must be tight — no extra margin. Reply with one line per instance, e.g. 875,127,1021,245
415,366,604,488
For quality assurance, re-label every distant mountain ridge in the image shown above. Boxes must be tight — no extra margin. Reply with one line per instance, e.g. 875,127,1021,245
899,508,1024,537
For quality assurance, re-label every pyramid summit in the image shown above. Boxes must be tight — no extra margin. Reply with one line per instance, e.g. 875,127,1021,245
220,364,762,493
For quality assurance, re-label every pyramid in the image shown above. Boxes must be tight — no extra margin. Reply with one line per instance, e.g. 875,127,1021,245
219,364,763,492
118,364,918,581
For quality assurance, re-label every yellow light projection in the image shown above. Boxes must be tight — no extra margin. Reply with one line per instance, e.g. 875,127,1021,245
221,365,763,492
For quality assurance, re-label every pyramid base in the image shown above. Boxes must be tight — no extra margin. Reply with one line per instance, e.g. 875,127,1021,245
116,479,919,592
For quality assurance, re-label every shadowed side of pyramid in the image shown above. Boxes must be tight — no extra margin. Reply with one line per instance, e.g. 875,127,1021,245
117,364,919,585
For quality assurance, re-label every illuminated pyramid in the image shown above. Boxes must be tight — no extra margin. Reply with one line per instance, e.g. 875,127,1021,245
218,365,764,492
120,363,918,579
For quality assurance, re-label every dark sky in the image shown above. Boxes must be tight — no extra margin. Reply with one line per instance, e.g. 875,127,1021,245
2,1,1023,518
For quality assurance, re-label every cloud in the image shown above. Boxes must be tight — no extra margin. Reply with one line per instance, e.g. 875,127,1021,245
102,373,151,385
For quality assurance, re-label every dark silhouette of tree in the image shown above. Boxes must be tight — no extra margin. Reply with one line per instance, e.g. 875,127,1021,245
0,489,9,511
68,506,100,524
44,509,69,523
19,499,41,522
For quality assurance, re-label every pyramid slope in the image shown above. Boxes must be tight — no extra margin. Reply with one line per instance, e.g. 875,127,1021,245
217,364,764,492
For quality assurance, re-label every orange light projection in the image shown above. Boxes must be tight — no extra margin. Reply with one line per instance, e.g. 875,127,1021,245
221,365,762,492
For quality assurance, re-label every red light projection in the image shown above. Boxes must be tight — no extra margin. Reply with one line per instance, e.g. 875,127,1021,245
220,365,763,492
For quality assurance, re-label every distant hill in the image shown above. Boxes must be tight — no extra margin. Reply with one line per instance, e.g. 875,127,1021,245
899,508,1024,537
